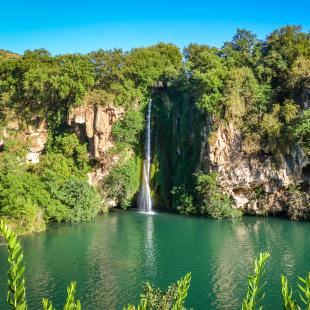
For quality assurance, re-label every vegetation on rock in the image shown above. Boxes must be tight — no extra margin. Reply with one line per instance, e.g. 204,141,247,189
0,25,309,225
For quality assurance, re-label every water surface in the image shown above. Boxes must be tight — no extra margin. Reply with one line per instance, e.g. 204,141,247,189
0,211,309,309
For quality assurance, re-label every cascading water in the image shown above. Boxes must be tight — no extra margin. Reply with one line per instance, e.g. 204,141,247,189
139,100,153,213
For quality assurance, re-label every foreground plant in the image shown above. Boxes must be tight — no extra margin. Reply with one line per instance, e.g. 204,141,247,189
124,272,191,310
281,273,310,310
281,275,299,310
0,221,27,309
242,252,270,310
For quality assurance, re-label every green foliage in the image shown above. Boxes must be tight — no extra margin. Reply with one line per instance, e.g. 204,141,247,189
128,43,182,92
281,273,310,310
126,273,191,310
42,282,81,310
260,26,310,98
112,109,144,147
294,109,310,154
0,149,53,231
185,44,226,115
58,177,102,223
103,156,140,209
223,67,263,122
287,185,310,221
0,130,100,226
0,221,27,309
195,172,242,219
48,133,89,171
63,282,82,310
173,187,196,215
42,298,55,310
35,152,101,223
242,252,270,310
298,273,310,309
281,276,296,310
222,28,259,67
0,50,95,120
281,275,299,310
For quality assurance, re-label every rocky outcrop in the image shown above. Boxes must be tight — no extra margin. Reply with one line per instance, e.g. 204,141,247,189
1,116,48,164
209,123,309,214
25,117,48,164
68,104,125,184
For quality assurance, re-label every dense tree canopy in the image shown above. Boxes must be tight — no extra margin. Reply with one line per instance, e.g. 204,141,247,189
0,26,309,226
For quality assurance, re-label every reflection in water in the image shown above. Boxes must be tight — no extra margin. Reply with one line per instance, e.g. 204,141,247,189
208,218,302,310
144,214,157,278
0,213,308,310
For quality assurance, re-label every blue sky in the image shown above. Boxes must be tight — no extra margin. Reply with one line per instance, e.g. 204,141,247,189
1,0,309,55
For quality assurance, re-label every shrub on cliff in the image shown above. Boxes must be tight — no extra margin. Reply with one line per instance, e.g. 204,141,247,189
195,172,242,219
287,185,310,221
112,109,145,148
103,157,140,209
35,153,101,223
294,109,310,155
46,133,90,171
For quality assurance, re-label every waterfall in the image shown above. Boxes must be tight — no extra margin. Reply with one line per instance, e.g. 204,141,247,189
139,100,153,213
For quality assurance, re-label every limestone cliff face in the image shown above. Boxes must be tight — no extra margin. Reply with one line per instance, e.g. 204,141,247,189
68,105,124,184
1,105,124,185
1,116,48,164
25,117,48,164
209,122,309,214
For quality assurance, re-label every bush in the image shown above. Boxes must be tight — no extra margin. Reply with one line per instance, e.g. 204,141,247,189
242,132,262,154
195,172,242,219
223,67,261,122
172,186,197,215
125,273,191,310
0,139,102,226
294,109,310,154
58,177,102,223
177,194,196,215
287,185,310,221
103,156,140,209
35,153,84,193
48,133,90,171
112,109,144,147
0,164,57,232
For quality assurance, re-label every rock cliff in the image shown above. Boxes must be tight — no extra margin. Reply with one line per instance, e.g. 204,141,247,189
0,115,48,164
68,104,124,184
209,122,309,214
1,104,124,185
25,117,48,164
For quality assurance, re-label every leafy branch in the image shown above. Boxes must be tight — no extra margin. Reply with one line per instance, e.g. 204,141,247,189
242,252,270,310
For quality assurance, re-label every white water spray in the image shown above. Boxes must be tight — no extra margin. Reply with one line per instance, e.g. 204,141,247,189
139,100,153,213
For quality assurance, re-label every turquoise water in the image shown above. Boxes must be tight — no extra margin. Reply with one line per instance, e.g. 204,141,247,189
0,211,309,309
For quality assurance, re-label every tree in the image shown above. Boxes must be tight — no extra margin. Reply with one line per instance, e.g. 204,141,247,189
58,177,102,223
112,109,144,147
184,44,226,115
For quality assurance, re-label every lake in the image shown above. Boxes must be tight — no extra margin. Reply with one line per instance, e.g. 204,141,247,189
0,211,309,309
